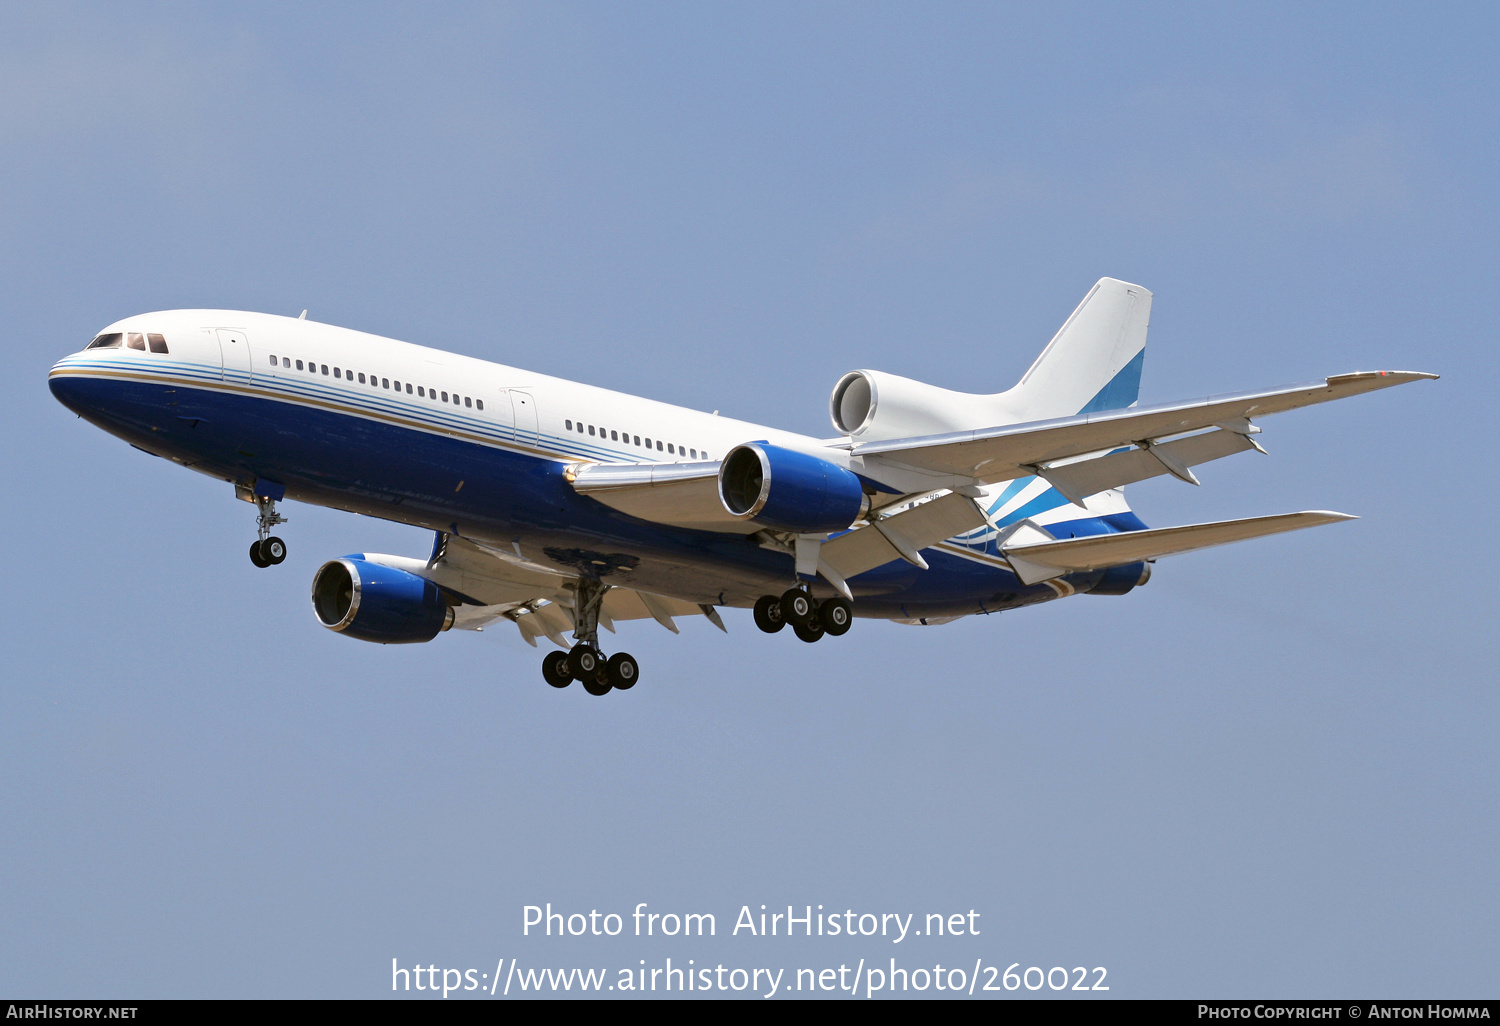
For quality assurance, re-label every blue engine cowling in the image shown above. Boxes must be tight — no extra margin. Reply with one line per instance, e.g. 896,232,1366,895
718,442,868,533
310,557,455,644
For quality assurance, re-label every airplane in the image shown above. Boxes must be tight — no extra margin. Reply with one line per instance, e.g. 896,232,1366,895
48,278,1435,696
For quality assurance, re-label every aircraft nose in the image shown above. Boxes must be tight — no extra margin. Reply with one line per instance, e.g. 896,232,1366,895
49,358,102,415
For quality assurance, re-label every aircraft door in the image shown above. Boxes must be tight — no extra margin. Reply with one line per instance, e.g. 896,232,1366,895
510,390,538,447
216,329,252,385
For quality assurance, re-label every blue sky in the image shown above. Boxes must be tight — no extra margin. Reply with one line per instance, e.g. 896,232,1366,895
1,2,1494,998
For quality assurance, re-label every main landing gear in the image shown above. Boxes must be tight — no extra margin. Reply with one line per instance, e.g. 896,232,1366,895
753,585,852,643
247,494,288,568
542,575,639,696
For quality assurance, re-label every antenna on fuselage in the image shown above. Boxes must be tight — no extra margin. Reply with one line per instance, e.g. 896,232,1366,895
298,310,307,320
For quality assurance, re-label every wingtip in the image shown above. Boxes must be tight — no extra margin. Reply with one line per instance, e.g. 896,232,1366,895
1303,510,1359,522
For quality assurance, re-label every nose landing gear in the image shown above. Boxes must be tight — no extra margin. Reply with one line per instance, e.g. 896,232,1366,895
540,576,640,696
247,492,288,568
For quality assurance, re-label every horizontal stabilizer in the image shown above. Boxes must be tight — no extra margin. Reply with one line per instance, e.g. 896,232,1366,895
1001,510,1357,585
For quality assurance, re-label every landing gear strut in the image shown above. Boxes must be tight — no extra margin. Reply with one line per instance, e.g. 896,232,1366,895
752,584,854,643
540,575,639,696
248,494,287,568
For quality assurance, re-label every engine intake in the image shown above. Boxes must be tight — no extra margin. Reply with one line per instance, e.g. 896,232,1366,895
718,442,867,534
311,558,455,644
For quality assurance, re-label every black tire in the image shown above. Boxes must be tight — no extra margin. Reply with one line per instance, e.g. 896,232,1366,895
542,651,573,688
582,673,613,696
780,588,815,626
753,595,786,633
607,652,639,690
249,540,270,568
792,619,825,643
820,597,853,636
570,645,601,680
262,536,287,564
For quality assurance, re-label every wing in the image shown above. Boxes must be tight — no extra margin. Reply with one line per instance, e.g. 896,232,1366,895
850,371,1438,495
566,460,754,534
357,533,727,648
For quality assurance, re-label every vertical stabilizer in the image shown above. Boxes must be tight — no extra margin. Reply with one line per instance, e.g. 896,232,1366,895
992,278,1151,422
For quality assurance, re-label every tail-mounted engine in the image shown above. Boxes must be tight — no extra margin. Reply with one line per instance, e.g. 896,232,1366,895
718,442,868,534
311,558,455,644
830,369,1002,443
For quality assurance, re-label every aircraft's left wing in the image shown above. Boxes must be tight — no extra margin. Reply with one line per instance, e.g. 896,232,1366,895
851,371,1437,494
566,460,754,533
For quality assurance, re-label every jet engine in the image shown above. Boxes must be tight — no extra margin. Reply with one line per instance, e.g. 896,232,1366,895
718,442,867,534
830,369,1004,443
311,557,455,644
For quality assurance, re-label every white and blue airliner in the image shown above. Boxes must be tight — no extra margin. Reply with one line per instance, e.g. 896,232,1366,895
49,279,1435,695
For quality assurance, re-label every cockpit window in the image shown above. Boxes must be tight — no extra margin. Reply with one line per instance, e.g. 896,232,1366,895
126,332,146,350
86,333,122,349
147,333,168,354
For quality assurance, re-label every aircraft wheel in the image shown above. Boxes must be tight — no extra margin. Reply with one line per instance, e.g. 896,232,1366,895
262,536,287,565
780,588,815,627
570,645,602,680
753,595,785,633
249,540,270,568
582,673,613,696
542,651,573,688
792,619,825,643
820,597,852,636
607,652,639,690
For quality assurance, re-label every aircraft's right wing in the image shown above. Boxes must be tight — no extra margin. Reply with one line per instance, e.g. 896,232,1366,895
850,371,1438,495
358,533,728,648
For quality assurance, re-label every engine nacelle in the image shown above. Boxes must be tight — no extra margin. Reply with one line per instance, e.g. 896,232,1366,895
311,557,455,644
830,369,1005,442
718,442,867,534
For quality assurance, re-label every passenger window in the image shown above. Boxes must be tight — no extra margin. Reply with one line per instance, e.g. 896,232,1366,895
417,387,424,397
690,449,696,458
357,372,365,384
476,399,483,411
588,425,595,436
611,430,618,441
127,332,146,350
280,357,288,367
406,383,413,394
334,367,341,378
86,333,122,349
297,360,304,370
268,354,277,365
381,378,389,388
321,364,329,375
644,438,651,449
566,420,572,430
634,435,641,446
667,443,674,454
464,396,471,408
656,440,663,451
441,391,448,402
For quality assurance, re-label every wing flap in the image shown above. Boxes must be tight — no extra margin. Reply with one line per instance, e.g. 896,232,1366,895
1037,427,1259,503
853,371,1436,490
820,491,989,581
1001,510,1357,585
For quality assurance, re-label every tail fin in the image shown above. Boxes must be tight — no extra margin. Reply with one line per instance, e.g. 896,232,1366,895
994,278,1151,422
